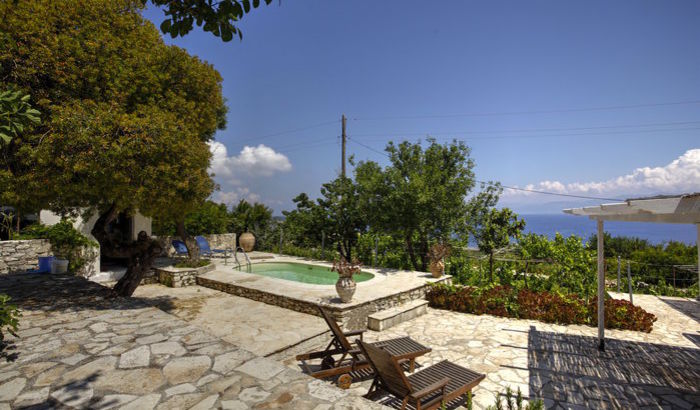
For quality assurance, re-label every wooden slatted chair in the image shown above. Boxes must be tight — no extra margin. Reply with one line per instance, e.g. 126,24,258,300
358,339,485,410
295,306,431,388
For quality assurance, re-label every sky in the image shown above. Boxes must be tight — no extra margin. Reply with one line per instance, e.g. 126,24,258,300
142,1,700,215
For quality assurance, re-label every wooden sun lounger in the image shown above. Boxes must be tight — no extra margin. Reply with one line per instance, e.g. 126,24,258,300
295,306,431,388
358,339,485,410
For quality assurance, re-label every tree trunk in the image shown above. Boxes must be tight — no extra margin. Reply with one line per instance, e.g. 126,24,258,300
405,233,420,272
489,251,494,283
92,204,162,297
418,235,429,272
176,221,199,263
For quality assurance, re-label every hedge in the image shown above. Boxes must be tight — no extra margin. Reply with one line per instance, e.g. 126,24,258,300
426,284,656,332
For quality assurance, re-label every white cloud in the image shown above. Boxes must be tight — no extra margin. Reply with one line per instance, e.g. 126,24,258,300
503,148,700,199
208,141,292,183
212,187,261,207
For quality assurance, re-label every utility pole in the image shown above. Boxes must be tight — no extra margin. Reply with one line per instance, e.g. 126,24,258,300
341,114,347,177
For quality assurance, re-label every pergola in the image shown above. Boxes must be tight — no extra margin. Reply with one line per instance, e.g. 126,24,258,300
564,193,700,351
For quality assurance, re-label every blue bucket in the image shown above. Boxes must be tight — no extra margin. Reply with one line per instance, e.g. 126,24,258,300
38,256,55,273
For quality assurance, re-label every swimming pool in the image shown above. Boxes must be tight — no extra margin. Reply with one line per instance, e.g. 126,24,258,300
246,262,374,285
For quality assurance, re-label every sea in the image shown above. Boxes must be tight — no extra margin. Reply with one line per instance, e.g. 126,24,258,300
520,214,697,245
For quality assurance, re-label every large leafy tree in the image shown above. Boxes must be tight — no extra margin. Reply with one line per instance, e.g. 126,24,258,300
355,139,476,271
1,0,225,296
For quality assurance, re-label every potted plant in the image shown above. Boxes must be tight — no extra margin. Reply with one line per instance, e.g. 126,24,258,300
427,243,451,278
332,257,361,303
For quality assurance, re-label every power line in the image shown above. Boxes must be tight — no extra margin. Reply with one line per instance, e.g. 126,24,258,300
349,120,700,139
347,136,625,202
353,126,700,142
235,120,339,143
351,99,700,121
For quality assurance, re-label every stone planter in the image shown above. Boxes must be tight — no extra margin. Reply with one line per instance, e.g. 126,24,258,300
239,232,255,252
429,260,444,278
335,276,356,303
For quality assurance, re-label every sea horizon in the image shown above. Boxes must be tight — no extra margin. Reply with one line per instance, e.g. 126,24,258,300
518,213,697,245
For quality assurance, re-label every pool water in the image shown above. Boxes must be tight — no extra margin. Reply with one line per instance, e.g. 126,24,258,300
247,262,374,285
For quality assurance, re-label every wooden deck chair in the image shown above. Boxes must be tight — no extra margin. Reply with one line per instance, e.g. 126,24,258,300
295,306,431,388
358,339,485,410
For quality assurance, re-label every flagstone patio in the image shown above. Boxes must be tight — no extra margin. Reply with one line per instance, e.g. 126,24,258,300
1,271,698,409
0,273,385,409
289,292,699,409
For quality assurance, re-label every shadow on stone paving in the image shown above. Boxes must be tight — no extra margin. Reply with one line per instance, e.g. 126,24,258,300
0,272,174,314
0,340,18,363
527,326,700,409
659,296,700,324
15,372,116,410
683,332,700,348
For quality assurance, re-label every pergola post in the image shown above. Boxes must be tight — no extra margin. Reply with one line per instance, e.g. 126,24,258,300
597,218,605,351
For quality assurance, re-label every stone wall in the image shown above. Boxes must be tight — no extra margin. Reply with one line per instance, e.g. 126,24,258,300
154,263,216,287
0,239,52,275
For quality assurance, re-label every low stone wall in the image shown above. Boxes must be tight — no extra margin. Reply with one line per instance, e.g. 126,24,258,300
154,263,216,287
156,233,237,257
0,239,52,275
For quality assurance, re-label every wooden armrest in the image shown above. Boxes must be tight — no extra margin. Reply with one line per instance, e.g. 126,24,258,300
344,330,364,340
409,377,449,399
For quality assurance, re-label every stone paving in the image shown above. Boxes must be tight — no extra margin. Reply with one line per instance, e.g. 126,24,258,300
0,273,385,409
284,293,700,409
132,284,328,357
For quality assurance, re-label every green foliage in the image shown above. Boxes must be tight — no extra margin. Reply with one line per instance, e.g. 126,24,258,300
472,207,525,281
427,283,656,332
1,0,225,226
174,259,211,268
153,201,231,236
485,387,543,410
20,220,97,273
282,177,366,261
0,89,40,145
149,0,273,41
229,200,273,235
0,294,20,342
355,139,479,271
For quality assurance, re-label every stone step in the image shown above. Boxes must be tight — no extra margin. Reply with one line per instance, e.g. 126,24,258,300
367,299,428,331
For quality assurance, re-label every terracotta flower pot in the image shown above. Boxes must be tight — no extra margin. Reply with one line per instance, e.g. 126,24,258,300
335,276,356,303
429,260,444,278
239,232,255,252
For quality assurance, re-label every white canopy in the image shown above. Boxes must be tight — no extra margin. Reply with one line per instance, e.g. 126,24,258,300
564,193,700,350
564,193,700,224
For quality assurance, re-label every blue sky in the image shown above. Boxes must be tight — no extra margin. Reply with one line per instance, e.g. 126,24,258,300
143,1,700,215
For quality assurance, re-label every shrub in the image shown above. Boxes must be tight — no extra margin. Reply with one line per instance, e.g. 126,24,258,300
20,219,97,273
426,283,656,332
481,387,544,410
0,294,20,342
588,297,657,333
